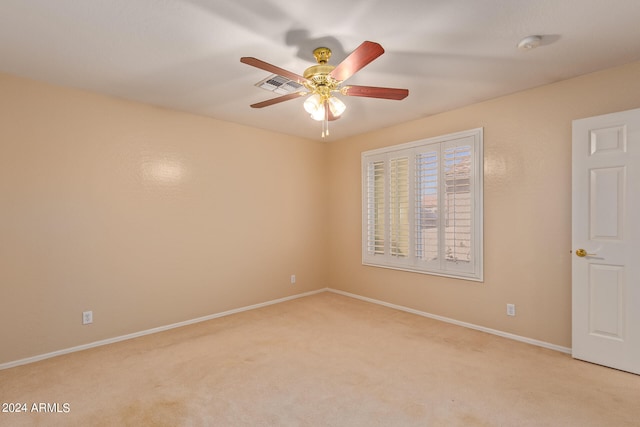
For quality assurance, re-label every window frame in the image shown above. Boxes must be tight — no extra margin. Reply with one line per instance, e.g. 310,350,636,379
361,128,483,282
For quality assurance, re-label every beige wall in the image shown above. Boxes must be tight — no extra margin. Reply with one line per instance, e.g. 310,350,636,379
0,73,328,364
2,61,640,365
327,60,640,348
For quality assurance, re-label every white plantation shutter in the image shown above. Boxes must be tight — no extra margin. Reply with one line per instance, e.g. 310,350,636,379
390,157,409,258
415,150,439,264
362,129,483,281
366,159,385,255
443,139,474,274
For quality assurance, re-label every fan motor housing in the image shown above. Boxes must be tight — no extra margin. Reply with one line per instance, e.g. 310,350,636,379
304,47,340,90
304,64,337,86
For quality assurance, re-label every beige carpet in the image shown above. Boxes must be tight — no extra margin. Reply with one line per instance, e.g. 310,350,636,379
1,292,639,426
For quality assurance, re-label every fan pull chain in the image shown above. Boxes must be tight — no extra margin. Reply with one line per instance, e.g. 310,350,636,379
322,100,329,138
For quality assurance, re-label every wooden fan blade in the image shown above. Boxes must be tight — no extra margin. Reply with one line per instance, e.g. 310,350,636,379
342,85,409,100
250,92,305,108
240,57,309,84
329,41,385,82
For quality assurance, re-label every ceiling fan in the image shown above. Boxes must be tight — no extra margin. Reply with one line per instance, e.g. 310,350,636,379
240,41,409,138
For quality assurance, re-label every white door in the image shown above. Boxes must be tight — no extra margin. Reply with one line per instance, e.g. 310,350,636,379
572,108,640,375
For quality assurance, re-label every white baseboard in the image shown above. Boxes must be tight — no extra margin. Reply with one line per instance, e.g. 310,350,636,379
0,288,328,371
327,288,572,354
2,287,570,370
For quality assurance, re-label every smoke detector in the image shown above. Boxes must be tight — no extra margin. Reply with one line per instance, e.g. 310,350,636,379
517,35,542,51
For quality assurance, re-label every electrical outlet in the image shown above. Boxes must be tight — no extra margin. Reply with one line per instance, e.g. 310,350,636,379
290,274,296,284
82,310,93,325
506,304,516,316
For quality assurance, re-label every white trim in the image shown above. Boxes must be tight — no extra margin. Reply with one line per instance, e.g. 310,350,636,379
362,127,484,155
327,288,572,354
2,286,570,370
0,288,328,371
361,128,484,281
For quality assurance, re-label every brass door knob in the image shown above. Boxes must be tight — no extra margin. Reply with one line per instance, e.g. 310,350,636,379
576,249,597,257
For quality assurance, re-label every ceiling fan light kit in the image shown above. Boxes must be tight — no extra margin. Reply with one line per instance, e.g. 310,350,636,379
240,41,409,138
303,93,346,121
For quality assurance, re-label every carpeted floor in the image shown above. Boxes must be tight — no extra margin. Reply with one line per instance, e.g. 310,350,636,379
1,292,639,426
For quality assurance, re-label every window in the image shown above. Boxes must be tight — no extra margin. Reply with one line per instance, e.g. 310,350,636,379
362,128,483,281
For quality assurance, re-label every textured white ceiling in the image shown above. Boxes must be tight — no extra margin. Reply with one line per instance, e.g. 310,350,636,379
1,0,640,141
